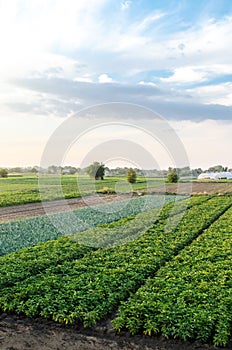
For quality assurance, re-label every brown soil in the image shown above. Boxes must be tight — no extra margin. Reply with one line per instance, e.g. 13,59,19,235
0,194,130,223
149,181,232,196
0,313,231,350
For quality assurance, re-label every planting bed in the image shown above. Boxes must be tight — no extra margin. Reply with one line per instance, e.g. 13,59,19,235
0,195,232,349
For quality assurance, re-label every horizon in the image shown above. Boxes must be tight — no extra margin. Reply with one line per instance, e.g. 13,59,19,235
2,163,231,172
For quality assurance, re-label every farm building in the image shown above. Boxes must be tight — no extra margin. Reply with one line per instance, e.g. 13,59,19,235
198,172,232,180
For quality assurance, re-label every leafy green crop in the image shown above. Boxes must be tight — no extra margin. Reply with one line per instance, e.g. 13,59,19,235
113,203,232,347
0,195,205,288
0,237,94,289
0,196,229,329
0,195,180,255
70,195,210,248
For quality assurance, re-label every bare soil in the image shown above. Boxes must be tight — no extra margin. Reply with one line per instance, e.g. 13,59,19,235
0,313,231,350
148,181,232,196
0,194,130,223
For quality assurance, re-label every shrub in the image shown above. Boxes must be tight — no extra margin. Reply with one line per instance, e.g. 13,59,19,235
166,168,179,183
127,169,137,184
0,168,8,178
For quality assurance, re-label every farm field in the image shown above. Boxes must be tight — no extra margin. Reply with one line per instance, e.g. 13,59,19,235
0,194,181,255
1,174,232,208
0,174,165,207
0,194,232,349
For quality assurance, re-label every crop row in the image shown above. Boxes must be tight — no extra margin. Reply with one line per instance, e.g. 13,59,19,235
0,195,181,255
0,196,230,327
113,205,232,347
0,237,94,289
71,195,210,248
0,195,207,289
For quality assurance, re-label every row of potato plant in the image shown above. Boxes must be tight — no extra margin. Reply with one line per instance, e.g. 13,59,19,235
0,237,94,289
0,195,207,289
113,204,232,347
0,196,230,328
70,195,210,248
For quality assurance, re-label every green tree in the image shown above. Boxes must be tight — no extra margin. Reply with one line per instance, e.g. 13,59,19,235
0,168,8,178
208,165,225,173
166,168,179,183
31,167,38,174
10,167,23,173
86,162,105,180
127,168,137,184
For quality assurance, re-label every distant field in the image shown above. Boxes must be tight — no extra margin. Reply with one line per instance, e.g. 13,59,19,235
1,174,232,207
0,175,165,207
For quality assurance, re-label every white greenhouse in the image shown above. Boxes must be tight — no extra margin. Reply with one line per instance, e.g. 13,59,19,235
198,172,232,180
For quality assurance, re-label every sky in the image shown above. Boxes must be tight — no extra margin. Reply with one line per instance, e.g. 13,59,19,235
1,0,232,170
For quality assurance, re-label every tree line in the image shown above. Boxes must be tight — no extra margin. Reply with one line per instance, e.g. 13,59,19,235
0,164,231,179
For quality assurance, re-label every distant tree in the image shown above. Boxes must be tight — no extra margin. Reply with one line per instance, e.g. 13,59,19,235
178,166,191,177
166,168,179,183
62,166,77,175
86,162,105,180
31,167,38,174
192,168,203,176
207,165,224,173
47,165,62,174
127,168,137,184
10,167,23,173
0,168,8,178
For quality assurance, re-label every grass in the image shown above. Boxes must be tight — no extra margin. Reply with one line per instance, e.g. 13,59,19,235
0,174,165,207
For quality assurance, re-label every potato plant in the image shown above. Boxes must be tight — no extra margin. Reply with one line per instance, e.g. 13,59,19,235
0,196,230,331
113,204,232,347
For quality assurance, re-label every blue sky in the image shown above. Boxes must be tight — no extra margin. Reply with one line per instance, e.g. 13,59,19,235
0,0,232,169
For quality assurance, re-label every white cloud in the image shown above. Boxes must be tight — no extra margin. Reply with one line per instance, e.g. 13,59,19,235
136,12,166,31
98,74,114,83
161,63,232,84
120,1,131,11
161,67,208,84
0,0,107,79
187,83,232,106
138,81,158,87
97,15,232,77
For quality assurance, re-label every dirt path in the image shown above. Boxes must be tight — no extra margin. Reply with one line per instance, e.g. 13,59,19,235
0,313,231,350
0,194,130,223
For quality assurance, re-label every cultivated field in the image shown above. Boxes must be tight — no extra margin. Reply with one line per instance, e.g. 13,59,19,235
0,175,165,207
1,175,232,208
0,189,232,349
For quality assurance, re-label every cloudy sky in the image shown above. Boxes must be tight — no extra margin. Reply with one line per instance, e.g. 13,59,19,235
1,0,232,169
